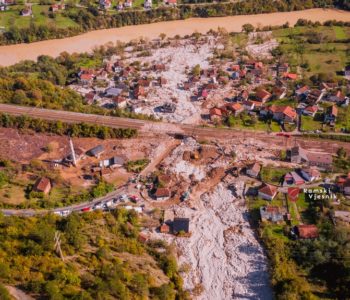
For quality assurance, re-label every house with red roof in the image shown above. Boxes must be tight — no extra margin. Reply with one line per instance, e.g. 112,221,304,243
33,177,51,195
303,105,318,117
225,103,244,116
295,85,310,97
324,105,338,125
328,90,347,104
209,107,224,122
80,73,94,85
255,89,271,103
164,0,176,5
284,171,305,185
258,184,278,200
154,188,171,201
283,72,298,80
242,100,255,111
262,105,297,123
272,86,287,100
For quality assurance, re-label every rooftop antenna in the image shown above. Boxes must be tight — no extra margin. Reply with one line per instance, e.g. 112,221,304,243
69,137,77,167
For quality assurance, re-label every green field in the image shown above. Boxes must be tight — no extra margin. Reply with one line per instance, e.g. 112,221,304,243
0,4,77,29
273,26,350,76
300,114,323,131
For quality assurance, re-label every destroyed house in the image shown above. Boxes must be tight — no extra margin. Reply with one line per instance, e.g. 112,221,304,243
260,206,283,223
306,152,332,171
173,218,190,234
295,224,319,239
290,146,309,164
246,162,261,178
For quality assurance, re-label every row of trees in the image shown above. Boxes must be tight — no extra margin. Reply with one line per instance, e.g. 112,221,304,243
0,0,336,45
0,113,138,139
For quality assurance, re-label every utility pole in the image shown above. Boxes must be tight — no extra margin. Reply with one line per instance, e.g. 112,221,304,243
69,137,77,167
54,231,65,262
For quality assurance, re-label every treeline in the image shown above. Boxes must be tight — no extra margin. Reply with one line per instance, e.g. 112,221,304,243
0,210,189,299
0,0,335,45
0,113,138,139
255,18,350,32
303,133,350,142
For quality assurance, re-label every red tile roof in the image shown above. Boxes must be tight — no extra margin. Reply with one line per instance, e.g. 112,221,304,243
269,105,297,119
209,107,223,117
255,89,271,102
154,188,170,198
259,184,278,197
34,177,51,193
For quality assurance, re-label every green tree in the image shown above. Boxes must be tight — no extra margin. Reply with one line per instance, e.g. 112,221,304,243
242,23,254,34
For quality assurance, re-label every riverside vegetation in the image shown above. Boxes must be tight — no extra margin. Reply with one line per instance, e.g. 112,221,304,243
0,0,342,45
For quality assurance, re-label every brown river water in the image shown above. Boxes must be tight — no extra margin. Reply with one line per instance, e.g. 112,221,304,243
0,8,350,66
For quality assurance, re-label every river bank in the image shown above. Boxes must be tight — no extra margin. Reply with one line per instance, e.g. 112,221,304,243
0,8,350,66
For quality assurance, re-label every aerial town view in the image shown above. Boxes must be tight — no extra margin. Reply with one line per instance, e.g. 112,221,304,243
1,0,350,299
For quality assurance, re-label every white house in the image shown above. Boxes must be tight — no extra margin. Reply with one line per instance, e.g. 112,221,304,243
300,168,321,182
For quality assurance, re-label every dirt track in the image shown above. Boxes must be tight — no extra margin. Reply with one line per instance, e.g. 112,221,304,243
0,8,350,66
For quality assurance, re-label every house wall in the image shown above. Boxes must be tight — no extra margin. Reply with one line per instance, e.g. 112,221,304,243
258,191,275,201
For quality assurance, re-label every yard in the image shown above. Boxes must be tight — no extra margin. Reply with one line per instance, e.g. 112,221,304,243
260,165,292,185
226,114,281,132
0,4,78,29
300,114,323,132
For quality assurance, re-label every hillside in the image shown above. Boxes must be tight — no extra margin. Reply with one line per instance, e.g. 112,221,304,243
0,209,188,299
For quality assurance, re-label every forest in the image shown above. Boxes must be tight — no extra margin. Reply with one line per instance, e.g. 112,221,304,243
0,209,188,299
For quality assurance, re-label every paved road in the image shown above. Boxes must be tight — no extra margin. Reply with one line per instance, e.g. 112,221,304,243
1,185,129,217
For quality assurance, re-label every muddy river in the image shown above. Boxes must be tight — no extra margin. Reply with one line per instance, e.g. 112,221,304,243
0,8,350,66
